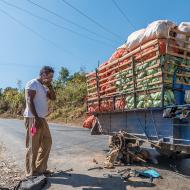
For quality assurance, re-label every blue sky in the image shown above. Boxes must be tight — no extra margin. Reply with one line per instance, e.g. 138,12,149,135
0,0,189,89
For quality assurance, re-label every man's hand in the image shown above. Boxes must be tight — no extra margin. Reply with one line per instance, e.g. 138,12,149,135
46,83,56,100
44,82,52,88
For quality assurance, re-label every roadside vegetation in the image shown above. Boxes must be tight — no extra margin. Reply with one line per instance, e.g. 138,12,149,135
0,67,87,124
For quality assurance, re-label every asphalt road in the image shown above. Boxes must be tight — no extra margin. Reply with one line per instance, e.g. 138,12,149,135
2,118,190,190
0,118,126,190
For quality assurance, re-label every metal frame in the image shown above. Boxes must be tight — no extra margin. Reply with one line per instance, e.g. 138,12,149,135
86,28,190,154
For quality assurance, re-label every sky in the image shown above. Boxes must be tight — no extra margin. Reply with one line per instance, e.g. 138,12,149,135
0,0,189,89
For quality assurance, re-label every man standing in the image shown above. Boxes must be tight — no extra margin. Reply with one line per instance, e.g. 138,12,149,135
24,66,56,176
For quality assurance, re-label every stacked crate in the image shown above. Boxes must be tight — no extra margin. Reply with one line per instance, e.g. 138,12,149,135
164,28,190,86
86,28,190,113
86,71,99,112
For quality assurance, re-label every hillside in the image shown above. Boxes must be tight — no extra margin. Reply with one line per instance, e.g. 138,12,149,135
0,67,87,125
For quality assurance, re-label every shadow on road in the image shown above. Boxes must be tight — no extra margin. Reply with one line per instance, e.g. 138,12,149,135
138,148,190,177
47,170,155,190
153,155,190,176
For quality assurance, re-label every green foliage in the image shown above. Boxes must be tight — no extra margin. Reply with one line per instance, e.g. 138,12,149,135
58,67,69,84
0,87,25,115
48,70,87,120
0,68,87,122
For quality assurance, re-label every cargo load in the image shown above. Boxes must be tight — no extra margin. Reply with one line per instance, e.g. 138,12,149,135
109,43,128,61
140,20,176,43
86,20,190,113
126,28,145,50
86,20,190,158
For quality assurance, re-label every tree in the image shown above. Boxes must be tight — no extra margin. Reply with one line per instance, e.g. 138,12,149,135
79,65,86,73
2,87,25,114
3,87,17,94
0,88,2,97
17,80,22,92
58,67,69,84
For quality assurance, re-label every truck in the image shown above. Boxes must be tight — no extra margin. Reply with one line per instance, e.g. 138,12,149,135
86,21,190,158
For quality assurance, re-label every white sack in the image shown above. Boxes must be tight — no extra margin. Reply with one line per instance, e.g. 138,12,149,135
140,20,176,43
126,29,145,50
177,22,190,48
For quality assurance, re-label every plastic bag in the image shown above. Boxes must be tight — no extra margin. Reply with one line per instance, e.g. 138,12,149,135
30,123,37,137
83,115,96,129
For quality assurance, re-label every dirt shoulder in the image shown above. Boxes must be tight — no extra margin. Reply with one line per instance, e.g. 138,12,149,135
47,116,85,127
0,144,22,190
